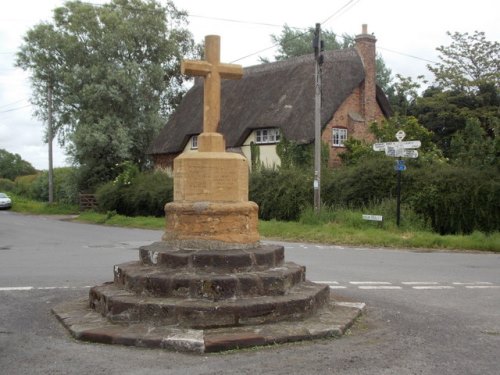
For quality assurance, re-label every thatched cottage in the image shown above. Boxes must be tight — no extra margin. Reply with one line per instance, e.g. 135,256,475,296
148,25,392,171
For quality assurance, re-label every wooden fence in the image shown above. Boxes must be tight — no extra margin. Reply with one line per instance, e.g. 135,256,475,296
79,193,97,211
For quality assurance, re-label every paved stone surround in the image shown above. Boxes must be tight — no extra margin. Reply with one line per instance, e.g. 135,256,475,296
53,296,365,353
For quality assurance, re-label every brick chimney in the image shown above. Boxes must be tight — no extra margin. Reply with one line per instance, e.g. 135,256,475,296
355,24,377,122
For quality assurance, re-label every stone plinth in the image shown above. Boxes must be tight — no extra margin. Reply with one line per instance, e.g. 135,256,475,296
173,151,249,202
163,201,259,247
166,150,259,247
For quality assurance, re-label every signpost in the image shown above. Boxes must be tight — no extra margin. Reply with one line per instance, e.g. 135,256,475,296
372,131,421,227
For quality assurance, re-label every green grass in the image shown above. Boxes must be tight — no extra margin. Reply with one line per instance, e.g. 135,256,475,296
7,195,499,252
258,220,500,252
77,211,165,230
9,194,79,215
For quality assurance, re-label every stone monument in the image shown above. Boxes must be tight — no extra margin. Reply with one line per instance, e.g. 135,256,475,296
52,35,364,353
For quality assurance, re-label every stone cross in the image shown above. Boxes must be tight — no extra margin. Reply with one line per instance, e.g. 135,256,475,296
181,35,243,134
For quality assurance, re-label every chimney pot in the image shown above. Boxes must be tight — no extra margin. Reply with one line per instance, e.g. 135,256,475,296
362,24,368,34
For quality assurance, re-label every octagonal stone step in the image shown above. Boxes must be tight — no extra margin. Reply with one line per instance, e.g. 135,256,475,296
139,243,284,272
89,280,329,329
113,261,306,300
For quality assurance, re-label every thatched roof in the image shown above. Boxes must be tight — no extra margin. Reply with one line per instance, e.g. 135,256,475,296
149,48,391,155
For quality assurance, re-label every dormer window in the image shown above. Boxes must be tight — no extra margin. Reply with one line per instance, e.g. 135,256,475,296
191,135,198,149
255,128,281,144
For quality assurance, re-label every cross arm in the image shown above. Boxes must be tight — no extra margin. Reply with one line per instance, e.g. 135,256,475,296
218,63,244,80
181,60,211,77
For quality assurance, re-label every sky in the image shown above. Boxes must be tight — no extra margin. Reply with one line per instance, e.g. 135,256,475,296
0,0,498,170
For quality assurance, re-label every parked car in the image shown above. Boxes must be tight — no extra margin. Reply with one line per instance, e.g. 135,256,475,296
0,193,12,209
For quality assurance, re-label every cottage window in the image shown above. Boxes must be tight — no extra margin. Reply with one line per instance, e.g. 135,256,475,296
332,128,347,147
255,128,281,144
191,135,198,149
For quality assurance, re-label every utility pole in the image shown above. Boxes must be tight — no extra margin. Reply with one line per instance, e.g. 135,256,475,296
47,83,54,204
313,23,324,214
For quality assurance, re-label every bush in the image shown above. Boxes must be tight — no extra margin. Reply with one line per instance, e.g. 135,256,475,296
322,157,400,208
250,167,312,221
408,165,500,234
26,168,79,204
14,174,39,197
96,170,173,217
0,178,15,192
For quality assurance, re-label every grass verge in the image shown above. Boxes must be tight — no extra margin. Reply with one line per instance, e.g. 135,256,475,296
7,195,499,252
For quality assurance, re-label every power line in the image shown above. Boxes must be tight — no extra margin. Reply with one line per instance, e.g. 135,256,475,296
0,99,27,110
321,0,362,25
0,104,31,114
378,46,438,64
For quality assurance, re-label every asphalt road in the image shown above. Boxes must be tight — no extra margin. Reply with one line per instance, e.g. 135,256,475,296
1,211,499,375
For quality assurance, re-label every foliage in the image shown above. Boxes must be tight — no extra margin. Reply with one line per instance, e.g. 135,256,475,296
14,174,39,197
322,157,398,208
96,170,173,217
16,0,198,191
261,25,392,92
0,178,15,192
427,31,500,93
407,165,500,234
21,167,79,204
339,116,445,165
414,85,499,155
0,149,37,180
276,137,329,169
387,74,427,116
415,31,500,154
449,117,499,169
249,167,312,221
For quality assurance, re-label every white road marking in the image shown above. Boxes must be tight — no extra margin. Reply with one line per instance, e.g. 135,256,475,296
402,282,439,285
329,286,347,289
453,282,493,285
358,286,402,290
465,286,500,289
412,286,455,290
350,281,392,285
0,286,91,291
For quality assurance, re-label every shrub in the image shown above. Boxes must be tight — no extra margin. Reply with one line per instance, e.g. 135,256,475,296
14,174,38,196
96,170,173,217
0,178,15,192
322,157,399,208
407,165,500,234
250,167,312,221
25,168,79,204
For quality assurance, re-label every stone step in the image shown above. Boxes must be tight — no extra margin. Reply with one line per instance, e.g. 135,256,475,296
114,261,306,300
89,280,330,329
139,242,284,272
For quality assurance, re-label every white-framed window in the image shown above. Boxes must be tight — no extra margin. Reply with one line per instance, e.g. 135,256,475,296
255,128,281,144
332,128,347,147
191,135,198,149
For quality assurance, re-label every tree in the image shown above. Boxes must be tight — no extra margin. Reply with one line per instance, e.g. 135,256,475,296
0,149,37,180
427,31,500,93
16,0,197,191
388,74,427,116
414,31,500,155
449,117,499,169
260,25,392,92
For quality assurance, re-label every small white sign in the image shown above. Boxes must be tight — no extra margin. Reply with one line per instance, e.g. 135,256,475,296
362,214,383,222
373,140,421,151
403,149,419,158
